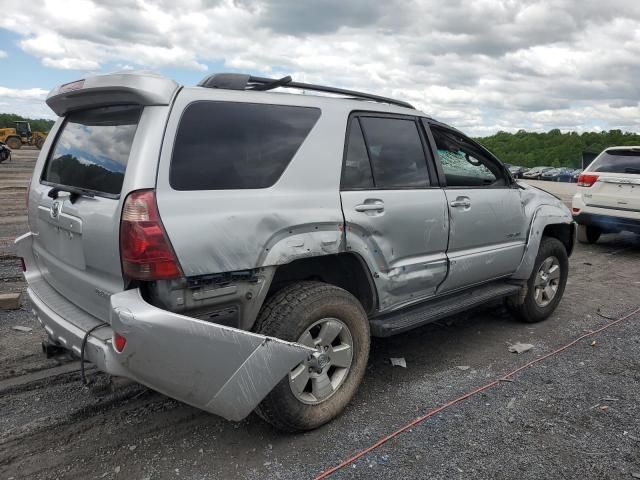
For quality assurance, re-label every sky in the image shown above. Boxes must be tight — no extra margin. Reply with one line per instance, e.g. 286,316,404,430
1,0,639,136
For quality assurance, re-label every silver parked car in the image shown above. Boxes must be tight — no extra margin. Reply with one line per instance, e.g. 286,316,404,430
17,71,575,432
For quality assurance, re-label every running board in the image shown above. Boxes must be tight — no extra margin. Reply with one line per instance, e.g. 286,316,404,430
369,282,522,337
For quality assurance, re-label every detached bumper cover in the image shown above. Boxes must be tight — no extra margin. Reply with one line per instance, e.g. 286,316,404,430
16,232,313,421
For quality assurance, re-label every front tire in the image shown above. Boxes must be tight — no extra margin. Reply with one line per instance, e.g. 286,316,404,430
577,224,601,244
253,281,370,432
507,237,568,323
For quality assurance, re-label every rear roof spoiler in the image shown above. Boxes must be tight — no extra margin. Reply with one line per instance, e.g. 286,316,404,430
46,71,179,116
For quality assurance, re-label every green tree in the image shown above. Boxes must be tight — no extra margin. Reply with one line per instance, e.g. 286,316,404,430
475,129,640,168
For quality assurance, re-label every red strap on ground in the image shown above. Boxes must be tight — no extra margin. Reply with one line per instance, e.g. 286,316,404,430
314,306,640,479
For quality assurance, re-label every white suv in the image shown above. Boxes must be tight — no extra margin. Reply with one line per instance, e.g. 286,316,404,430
572,146,640,243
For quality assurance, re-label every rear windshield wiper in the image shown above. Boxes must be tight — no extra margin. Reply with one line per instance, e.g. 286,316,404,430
48,185,95,204
624,167,640,174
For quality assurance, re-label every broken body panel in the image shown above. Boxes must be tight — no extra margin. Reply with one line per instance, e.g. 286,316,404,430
17,232,313,421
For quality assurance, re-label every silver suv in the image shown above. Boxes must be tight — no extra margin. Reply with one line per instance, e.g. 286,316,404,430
17,72,574,432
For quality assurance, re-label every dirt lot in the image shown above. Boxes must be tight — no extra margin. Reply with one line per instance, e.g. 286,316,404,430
1,148,639,479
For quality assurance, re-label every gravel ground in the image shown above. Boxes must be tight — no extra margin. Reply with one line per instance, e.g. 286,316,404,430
1,149,639,479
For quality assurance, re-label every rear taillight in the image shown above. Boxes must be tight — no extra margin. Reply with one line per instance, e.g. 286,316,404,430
577,173,599,187
120,190,182,280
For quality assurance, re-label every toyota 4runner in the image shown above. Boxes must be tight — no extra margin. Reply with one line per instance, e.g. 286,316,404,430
16,72,575,432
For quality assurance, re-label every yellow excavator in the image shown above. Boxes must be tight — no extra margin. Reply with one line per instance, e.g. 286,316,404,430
0,121,48,150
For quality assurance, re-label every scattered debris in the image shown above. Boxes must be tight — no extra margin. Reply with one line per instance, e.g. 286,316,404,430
507,397,516,409
456,365,470,371
11,325,32,333
390,357,407,368
583,262,592,266
377,454,390,465
600,405,609,411
631,473,640,479
129,445,137,451
508,343,534,354
0,292,22,310
591,341,597,347
114,466,121,474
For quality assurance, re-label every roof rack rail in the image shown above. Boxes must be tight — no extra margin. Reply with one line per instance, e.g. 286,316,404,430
197,73,415,110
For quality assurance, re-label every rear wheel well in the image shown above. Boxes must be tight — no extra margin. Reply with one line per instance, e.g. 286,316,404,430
543,223,575,256
267,253,377,315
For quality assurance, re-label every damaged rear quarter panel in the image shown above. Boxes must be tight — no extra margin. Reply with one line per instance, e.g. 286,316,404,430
155,87,349,277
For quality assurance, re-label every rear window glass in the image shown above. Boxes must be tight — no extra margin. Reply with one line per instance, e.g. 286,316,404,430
42,105,141,196
170,102,321,190
590,150,640,174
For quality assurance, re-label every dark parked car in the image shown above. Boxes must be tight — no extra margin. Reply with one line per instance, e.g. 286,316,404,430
0,142,11,163
508,165,528,178
522,166,553,180
556,167,576,182
541,168,562,181
541,167,574,182
571,169,582,182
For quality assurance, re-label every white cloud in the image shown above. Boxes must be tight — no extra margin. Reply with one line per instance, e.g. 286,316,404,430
0,86,48,100
1,0,640,133
0,86,52,118
0,50,7,59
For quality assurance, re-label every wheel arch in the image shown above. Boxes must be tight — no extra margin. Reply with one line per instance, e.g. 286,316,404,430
266,252,378,315
511,204,574,280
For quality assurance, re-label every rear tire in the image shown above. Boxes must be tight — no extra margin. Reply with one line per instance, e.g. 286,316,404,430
6,136,21,150
253,281,370,432
506,237,568,323
576,224,601,244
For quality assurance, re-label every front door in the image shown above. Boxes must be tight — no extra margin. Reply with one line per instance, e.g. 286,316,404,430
340,114,449,312
426,122,527,293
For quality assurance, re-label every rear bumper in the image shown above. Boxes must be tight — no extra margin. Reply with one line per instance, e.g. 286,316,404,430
16,232,313,421
573,212,640,233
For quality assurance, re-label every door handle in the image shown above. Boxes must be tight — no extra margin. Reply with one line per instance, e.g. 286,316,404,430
449,197,471,208
355,201,384,212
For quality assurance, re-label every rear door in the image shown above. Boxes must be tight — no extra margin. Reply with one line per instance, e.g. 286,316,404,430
582,149,640,213
425,122,527,293
340,114,449,311
29,105,161,321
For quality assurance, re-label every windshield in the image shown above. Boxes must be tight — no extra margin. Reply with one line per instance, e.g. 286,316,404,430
42,105,141,197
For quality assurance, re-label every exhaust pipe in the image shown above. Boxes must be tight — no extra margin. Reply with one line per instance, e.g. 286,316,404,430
41,340,67,358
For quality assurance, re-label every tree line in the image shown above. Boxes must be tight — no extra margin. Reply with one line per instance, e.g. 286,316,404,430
476,129,640,168
0,113,55,133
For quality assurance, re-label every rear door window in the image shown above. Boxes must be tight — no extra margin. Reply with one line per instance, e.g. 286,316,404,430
589,150,640,174
358,117,430,188
170,102,321,190
42,105,141,196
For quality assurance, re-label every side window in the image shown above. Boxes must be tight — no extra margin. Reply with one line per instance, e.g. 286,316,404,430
359,117,430,188
341,119,374,189
170,102,320,190
429,125,506,187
